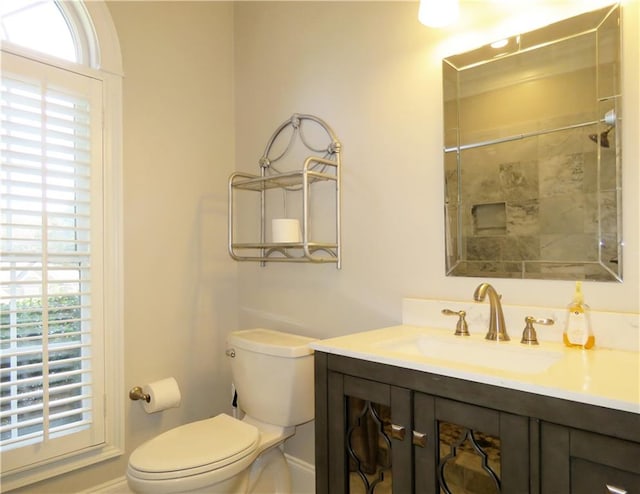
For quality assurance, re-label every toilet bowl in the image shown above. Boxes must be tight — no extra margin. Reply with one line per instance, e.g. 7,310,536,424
127,329,316,494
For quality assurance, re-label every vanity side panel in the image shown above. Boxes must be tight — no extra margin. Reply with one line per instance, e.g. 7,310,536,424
314,352,329,494
328,370,349,494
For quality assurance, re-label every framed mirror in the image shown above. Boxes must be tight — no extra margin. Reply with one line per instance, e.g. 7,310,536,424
443,4,622,281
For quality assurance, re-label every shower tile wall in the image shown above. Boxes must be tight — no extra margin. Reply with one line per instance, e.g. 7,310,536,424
455,124,618,279
445,27,621,280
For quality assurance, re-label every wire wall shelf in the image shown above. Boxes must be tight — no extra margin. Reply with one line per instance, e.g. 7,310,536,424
228,114,342,268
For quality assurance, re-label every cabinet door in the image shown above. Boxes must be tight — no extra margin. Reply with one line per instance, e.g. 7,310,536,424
326,372,413,494
414,394,530,494
541,422,640,494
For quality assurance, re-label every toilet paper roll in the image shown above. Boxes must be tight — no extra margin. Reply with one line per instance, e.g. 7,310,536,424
142,377,182,414
272,218,301,243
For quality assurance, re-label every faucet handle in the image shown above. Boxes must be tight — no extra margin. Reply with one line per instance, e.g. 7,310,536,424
521,316,554,345
442,309,470,336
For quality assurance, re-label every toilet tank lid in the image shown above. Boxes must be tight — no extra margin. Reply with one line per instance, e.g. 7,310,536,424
227,328,317,358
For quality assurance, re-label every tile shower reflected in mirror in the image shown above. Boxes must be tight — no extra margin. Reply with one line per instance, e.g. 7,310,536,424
443,4,622,281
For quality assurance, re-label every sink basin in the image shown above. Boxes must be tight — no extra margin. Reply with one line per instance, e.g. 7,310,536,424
376,333,563,374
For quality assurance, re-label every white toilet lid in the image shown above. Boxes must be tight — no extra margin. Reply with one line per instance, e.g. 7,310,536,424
129,414,259,475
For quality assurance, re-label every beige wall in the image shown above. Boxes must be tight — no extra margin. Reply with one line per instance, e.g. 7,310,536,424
114,0,236,461
234,0,639,335
233,0,639,462
14,1,639,491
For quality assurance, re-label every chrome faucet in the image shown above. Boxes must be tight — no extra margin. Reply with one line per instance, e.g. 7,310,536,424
473,283,510,341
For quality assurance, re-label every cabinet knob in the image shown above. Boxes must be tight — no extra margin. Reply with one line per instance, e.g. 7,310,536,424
412,430,428,448
390,424,406,441
606,485,627,494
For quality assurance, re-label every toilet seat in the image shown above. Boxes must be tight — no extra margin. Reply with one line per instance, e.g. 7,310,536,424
128,413,259,481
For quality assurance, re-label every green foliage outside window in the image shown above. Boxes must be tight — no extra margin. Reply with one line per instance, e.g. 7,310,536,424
1,295,84,442
1,295,81,341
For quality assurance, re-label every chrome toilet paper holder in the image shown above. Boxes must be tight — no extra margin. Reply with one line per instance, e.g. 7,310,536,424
129,386,150,403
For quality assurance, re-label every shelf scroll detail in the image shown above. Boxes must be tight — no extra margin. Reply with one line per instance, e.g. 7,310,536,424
228,113,342,267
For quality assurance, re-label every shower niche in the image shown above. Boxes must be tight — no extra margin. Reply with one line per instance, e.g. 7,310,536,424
443,3,622,281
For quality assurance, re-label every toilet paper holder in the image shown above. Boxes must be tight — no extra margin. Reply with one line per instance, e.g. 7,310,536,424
129,386,150,403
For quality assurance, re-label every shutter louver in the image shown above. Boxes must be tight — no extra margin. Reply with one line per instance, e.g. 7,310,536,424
1,74,94,450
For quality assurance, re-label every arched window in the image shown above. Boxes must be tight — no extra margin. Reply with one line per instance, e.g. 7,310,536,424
1,0,77,61
0,2,123,490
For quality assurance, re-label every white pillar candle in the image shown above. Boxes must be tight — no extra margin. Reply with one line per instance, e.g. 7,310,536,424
272,218,301,243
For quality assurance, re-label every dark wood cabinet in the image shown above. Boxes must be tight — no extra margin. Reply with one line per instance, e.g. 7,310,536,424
541,422,640,493
325,373,409,493
315,352,640,494
413,393,530,493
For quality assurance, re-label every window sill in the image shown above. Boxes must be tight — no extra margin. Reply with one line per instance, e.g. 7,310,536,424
2,443,124,492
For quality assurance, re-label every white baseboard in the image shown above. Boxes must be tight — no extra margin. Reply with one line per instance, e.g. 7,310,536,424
80,476,130,493
81,455,314,493
285,454,315,494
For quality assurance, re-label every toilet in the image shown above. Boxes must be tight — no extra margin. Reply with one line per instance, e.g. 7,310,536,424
127,328,317,494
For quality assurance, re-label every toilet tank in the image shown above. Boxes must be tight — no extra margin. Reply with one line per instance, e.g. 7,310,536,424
227,328,317,427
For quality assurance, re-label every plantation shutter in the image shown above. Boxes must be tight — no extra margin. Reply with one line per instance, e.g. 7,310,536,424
1,52,105,471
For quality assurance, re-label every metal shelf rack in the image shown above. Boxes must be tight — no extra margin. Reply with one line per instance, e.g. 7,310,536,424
228,114,342,268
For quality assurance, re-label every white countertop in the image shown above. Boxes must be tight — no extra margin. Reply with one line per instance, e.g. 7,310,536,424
310,325,640,414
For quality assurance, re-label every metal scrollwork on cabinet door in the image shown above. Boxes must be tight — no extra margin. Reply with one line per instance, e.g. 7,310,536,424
438,422,502,494
346,398,392,494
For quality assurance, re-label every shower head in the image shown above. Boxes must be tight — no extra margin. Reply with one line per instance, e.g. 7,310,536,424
603,109,616,126
589,110,616,148
589,125,614,148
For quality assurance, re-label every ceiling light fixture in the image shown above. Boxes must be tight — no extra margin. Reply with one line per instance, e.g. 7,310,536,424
418,0,460,28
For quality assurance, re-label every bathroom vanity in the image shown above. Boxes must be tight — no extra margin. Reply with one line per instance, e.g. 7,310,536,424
311,326,640,494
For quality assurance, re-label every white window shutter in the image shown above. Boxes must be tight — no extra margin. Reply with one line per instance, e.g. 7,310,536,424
1,52,106,472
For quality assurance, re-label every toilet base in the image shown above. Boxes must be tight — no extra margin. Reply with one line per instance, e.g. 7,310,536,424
248,446,291,494
178,473,248,494
179,443,291,494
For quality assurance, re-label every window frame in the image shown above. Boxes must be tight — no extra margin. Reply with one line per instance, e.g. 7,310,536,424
0,1,123,490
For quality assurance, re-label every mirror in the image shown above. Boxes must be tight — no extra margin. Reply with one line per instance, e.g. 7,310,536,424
443,4,622,281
